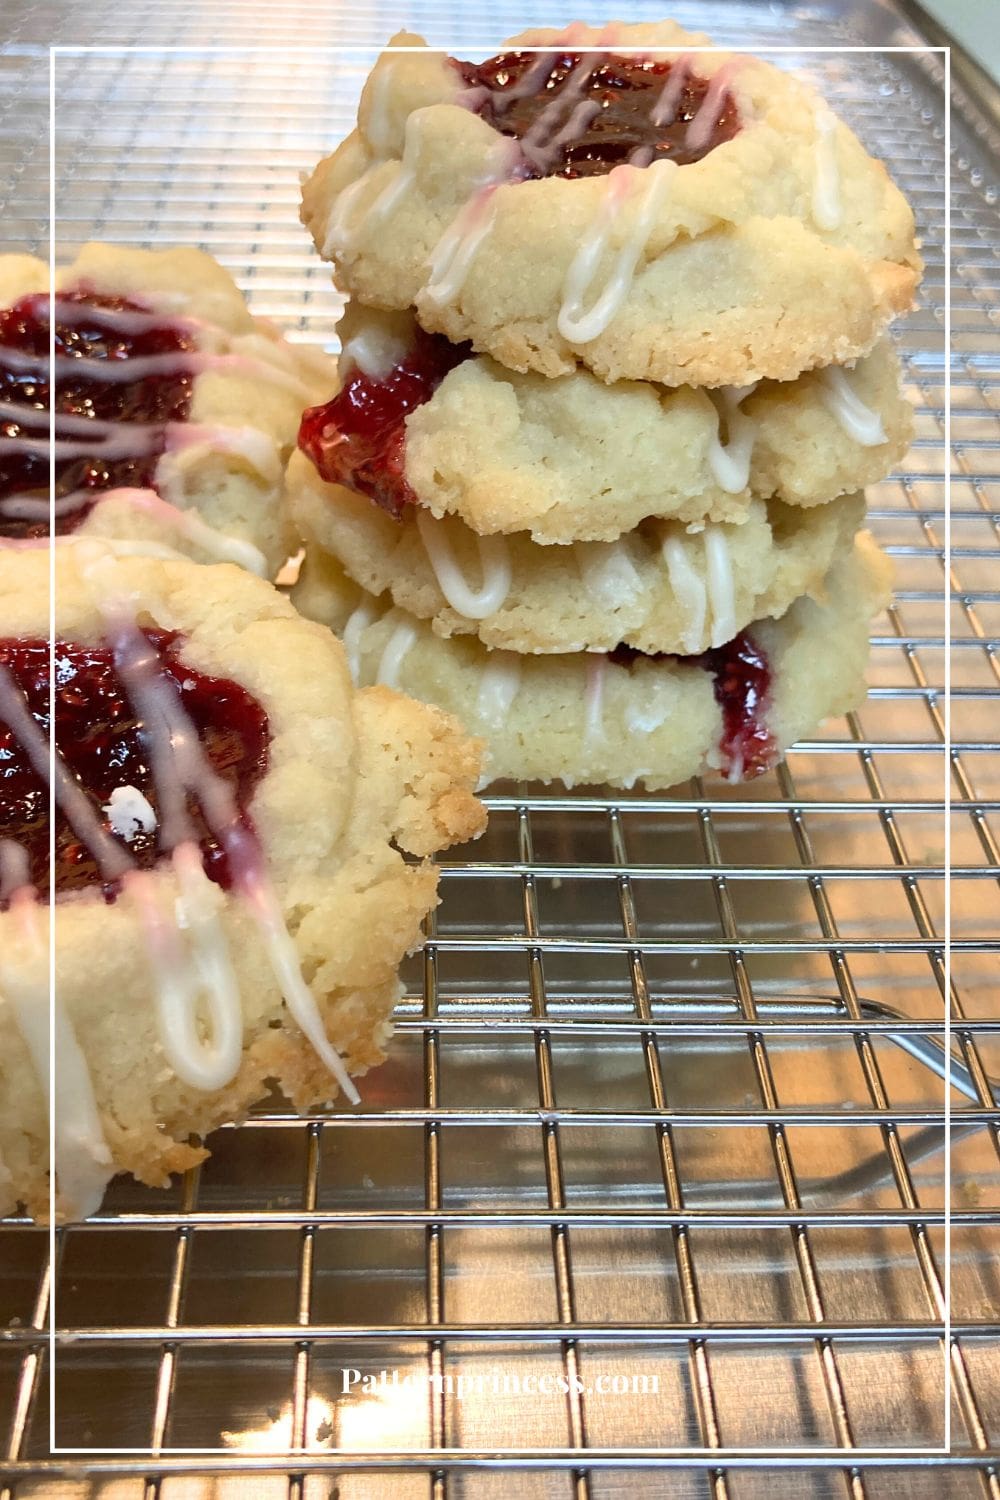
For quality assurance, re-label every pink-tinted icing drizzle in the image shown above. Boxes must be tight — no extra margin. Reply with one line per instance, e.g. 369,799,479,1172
454,45,741,179
104,606,359,1102
0,344,307,391
650,53,692,126
0,838,114,1219
122,851,244,1092
1,491,99,522
0,289,197,539
0,661,134,886
0,836,31,903
518,50,607,175
0,288,304,542
0,601,357,1103
685,59,744,152
44,296,206,339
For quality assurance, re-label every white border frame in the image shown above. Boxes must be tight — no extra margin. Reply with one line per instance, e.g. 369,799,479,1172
44,37,953,1463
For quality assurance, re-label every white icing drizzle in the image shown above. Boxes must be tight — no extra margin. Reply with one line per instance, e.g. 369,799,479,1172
208,346,315,403
818,364,887,446
0,420,278,486
322,168,379,257
165,421,282,476
422,137,525,308
115,487,271,575
686,60,740,152
47,296,205,340
0,839,32,904
627,145,656,170
575,542,643,611
486,46,568,108
553,99,603,157
0,344,194,383
366,60,399,157
233,324,309,370
476,651,522,730
0,582,360,1112
457,22,602,111
0,341,311,400
0,490,96,520
74,539,192,563
423,183,501,308
704,527,737,647
0,664,133,884
705,383,759,493
0,399,98,433
0,484,269,575
1,430,162,463
662,533,707,653
455,83,492,113
624,694,671,734
651,53,692,126
102,606,361,1104
245,878,364,1102
0,848,114,1220
366,111,425,230
125,850,244,1092
345,32,718,327
341,597,379,684
519,52,605,175
583,654,607,747
94,609,208,852
104,784,157,841
0,293,287,571
630,57,699,168
321,111,426,258
85,622,245,1093
341,325,410,381
811,104,842,231
375,616,418,689
415,509,511,620
558,159,677,344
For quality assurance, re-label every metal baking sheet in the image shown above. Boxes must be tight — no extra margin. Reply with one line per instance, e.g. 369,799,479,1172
1,0,998,1495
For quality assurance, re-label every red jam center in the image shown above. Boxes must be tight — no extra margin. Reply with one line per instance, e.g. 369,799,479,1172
0,632,270,901
455,51,740,178
611,630,775,780
0,289,196,541
298,326,469,518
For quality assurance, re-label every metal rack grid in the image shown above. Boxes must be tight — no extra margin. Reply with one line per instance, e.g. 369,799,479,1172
0,0,998,1495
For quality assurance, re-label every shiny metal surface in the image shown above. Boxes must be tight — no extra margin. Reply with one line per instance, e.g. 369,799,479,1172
0,0,998,1494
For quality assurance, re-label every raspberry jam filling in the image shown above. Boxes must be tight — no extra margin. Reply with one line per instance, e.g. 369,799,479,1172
455,51,741,178
611,631,775,779
0,289,196,541
298,326,469,518
0,632,269,900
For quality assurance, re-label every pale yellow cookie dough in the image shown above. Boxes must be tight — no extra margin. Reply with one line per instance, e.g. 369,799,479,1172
292,534,893,789
302,23,921,385
0,546,484,1220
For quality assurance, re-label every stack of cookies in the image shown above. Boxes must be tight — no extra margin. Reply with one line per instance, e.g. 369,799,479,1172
290,20,921,788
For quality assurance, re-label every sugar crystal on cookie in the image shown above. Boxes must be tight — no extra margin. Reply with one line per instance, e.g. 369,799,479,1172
0,631,269,899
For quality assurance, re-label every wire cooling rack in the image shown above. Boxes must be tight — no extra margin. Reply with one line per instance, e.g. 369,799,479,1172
1,0,998,1495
